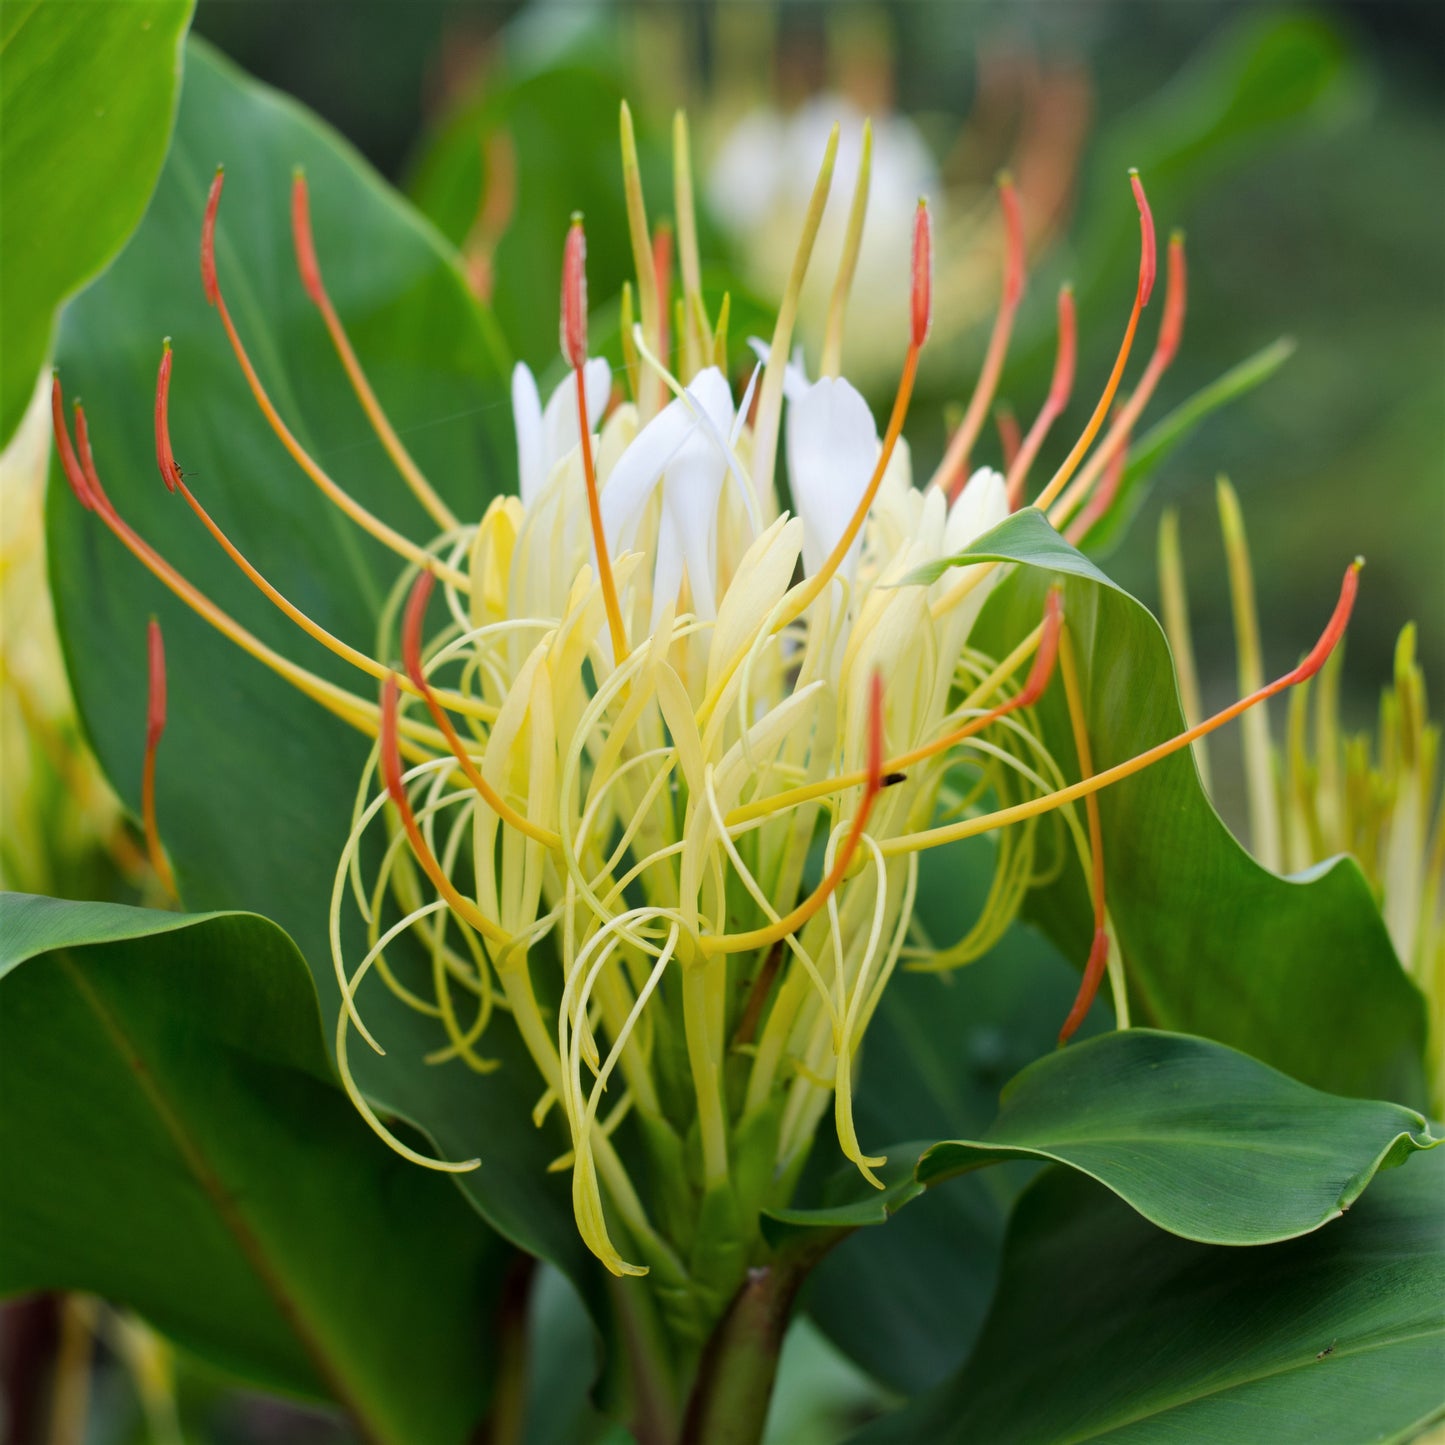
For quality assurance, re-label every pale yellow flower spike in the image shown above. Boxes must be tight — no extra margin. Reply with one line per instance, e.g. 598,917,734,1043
1157,507,1212,791
620,102,662,418
672,109,712,374
820,118,873,380
751,123,840,507
1217,476,1283,872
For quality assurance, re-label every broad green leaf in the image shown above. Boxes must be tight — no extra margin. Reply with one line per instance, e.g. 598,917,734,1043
0,0,194,446
851,1148,1445,1445
917,511,1428,1103
45,40,592,1291
1079,337,1296,554
794,847,1105,1395
915,1029,1437,1244
0,893,512,1445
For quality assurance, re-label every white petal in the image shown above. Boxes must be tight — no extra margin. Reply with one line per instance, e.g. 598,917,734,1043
512,362,544,506
944,467,1007,554
785,376,879,580
748,337,810,402
599,397,693,553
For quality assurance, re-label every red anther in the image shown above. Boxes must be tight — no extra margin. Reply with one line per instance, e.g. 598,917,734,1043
995,404,1022,471
1048,286,1077,413
1294,561,1362,684
998,174,1026,310
1129,169,1156,310
155,342,181,493
866,670,885,796
51,376,93,511
291,169,325,306
201,167,224,307
561,215,588,371
1059,926,1110,1045
71,403,114,516
401,568,436,688
910,199,932,349
146,617,167,749
1016,589,1065,709
380,673,405,806
1156,233,1187,368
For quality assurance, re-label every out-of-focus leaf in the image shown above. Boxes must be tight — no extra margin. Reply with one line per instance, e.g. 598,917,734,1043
0,893,512,1445
46,40,595,1293
851,1148,1445,1445
1080,336,1296,553
918,510,1427,1103
0,0,194,446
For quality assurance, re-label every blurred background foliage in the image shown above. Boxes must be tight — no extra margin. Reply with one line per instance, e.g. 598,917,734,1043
4,2,1440,1442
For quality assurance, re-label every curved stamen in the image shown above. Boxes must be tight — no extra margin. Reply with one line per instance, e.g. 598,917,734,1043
1052,230,1186,531
562,215,629,663
701,670,885,955
932,174,1027,498
291,170,458,532
883,560,1363,858
1006,284,1076,508
380,676,510,947
200,169,468,591
141,618,178,899
401,570,560,847
1031,170,1156,516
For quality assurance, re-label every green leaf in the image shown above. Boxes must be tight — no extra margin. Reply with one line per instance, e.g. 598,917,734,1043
850,1148,1445,1445
901,506,1117,589
919,511,1428,1103
46,40,591,1292
916,1029,1437,1244
0,0,194,446
1078,337,1297,554
0,893,513,1445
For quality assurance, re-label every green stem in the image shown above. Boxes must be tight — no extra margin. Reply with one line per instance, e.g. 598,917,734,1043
678,1259,806,1445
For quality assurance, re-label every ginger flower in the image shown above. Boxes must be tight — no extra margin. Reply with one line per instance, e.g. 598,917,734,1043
52,104,1360,1328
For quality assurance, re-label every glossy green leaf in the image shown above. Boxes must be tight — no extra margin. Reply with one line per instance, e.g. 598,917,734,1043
46,40,592,1290
0,893,512,1445
917,510,1428,1103
1079,337,1296,553
915,1029,1437,1243
852,1148,1445,1445
0,0,194,445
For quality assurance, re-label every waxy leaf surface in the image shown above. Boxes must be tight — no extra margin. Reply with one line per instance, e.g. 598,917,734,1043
46,40,593,1291
851,1148,1445,1444
0,0,194,445
0,893,513,1445
924,508,1428,1103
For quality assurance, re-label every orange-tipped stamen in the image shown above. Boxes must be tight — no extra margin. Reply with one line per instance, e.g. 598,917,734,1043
1006,284,1076,509
53,375,398,741
51,376,94,511
155,342,181,493
931,176,1026,498
200,170,467,590
153,348,489,722
1059,928,1109,1046
563,215,629,663
1056,625,1109,1044
1031,170,1156,517
380,675,509,946
732,591,1061,827
1052,231,1186,531
401,571,559,847
290,171,457,531
1064,417,1131,547
882,560,1363,859
774,203,930,631
141,618,178,899
704,671,886,955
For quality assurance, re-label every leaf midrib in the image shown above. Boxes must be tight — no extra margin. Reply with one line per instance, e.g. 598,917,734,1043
59,949,390,1445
